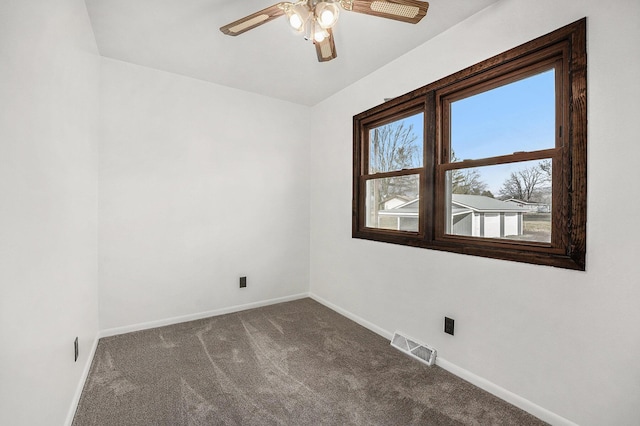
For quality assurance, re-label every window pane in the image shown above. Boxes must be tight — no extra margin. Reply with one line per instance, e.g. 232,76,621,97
450,69,555,162
369,113,423,173
366,175,420,231
444,160,552,242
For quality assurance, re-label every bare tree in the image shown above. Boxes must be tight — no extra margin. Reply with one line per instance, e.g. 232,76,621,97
370,123,420,205
536,160,553,207
370,123,420,173
450,151,489,195
539,159,552,182
451,169,489,195
498,165,546,201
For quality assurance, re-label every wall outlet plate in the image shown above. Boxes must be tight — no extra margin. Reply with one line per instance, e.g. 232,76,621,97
444,317,455,335
239,276,247,288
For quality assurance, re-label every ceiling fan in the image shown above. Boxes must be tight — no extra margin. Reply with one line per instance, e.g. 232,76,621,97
220,0,429,62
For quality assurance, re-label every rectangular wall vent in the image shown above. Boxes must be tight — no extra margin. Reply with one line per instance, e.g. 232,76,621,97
390,331,436,366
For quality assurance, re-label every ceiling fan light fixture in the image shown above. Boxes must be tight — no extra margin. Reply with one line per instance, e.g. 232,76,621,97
315,1,340,29
287,3,310,32
220,0,430,63
313,27,329,43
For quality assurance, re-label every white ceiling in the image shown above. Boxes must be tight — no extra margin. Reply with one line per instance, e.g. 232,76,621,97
85,0,499,105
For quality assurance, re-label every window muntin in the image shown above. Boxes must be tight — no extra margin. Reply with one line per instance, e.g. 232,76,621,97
352,19,586,270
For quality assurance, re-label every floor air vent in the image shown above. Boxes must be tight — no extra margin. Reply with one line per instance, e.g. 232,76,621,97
391,332,437,366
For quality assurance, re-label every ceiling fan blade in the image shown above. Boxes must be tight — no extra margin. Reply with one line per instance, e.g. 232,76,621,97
315,29,337,62
220,3,287,36
342,0,429,24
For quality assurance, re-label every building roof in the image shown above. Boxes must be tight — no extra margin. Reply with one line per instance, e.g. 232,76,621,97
378,198,418,216
452,195,529,212
378,194,529,216
504,198,543,206
382,195,413,204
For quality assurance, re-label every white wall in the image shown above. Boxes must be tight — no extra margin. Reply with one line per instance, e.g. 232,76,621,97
0,1,100,425
98,59,310,330
309,0,640,425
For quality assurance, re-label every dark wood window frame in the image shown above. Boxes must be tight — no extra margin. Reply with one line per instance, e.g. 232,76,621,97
352,18,587,270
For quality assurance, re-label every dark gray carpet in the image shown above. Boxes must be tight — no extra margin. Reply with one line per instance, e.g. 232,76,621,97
73,298,546,425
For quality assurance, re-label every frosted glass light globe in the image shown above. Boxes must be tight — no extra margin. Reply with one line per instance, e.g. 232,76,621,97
315,2,339,29
289,14,304,30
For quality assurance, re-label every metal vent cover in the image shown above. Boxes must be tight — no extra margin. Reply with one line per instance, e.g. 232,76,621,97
391,331,437,366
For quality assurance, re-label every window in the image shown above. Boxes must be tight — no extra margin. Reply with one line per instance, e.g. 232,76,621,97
364,107,424,233
352,19,587,270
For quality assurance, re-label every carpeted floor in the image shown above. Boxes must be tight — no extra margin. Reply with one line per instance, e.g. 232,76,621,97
72,298,546,425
